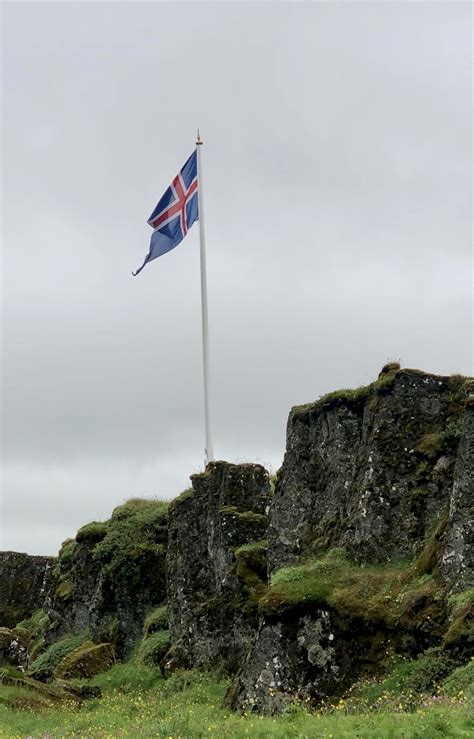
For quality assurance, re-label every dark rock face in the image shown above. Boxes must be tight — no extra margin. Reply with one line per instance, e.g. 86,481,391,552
441,397,474,593
0,552,55,628
165,461,271,674
227,609,340,714
230,367,473,713
268,369,467,573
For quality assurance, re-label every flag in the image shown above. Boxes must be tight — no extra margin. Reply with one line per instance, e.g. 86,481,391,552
132,150,198,276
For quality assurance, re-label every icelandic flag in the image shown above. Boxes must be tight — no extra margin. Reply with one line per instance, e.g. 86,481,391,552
132,151,198,276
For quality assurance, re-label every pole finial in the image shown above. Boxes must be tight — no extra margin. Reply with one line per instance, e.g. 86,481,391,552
196,128,203,145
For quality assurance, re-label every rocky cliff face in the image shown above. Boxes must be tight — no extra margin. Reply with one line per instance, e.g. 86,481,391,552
164,461,271,674
441,392,474,593
1,364,471,714
227,365,473,713
268,366,467,576
0,552,55,628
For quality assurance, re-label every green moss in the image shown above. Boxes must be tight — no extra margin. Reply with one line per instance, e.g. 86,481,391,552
219,506,267,526
92,499,168,582
443,589,474,653
261,549,351,614
233,540,268,606
413,511,449,576
234,540,268,558
169,488,194,512
136,631,170,666
448,589,474,613
28,631,90,682
16,609,49,636
57,539,77,566
55,641,116,679
416,432,444,459
260,548,448,632
292,368,399,417
55,578,73,600
143,606,169,638
76,521,107,543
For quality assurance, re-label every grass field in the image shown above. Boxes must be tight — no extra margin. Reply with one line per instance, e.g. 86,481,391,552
0,664,472,738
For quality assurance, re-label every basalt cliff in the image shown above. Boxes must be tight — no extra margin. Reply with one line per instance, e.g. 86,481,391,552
1,365,472,713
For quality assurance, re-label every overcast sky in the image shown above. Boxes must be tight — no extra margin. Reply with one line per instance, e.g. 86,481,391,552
1,1,472,556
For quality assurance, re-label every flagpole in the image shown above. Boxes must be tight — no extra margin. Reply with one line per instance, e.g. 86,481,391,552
196,130,214,466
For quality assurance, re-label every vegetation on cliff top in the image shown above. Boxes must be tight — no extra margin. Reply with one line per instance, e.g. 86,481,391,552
291,367,470,418
92,498,169,580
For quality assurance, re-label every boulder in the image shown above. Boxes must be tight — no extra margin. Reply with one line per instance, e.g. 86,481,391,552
55,641,115,679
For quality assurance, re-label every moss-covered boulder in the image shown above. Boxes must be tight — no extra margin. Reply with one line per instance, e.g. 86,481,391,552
28,631,90,682
229,366,474,713
46,498,169,658
55,641,115,679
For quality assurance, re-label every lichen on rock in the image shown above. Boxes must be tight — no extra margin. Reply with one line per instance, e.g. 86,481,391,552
164,461,271,675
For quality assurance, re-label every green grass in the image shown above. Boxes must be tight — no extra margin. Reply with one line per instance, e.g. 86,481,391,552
441,660,474,699
136,630,170,665
142,604,168,637
0,666,472,738
259,547,450,633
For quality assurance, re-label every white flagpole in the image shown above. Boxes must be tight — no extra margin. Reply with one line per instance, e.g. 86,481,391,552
196,130,214,466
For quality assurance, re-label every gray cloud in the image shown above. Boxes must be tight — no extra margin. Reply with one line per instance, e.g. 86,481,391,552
1,1,472,555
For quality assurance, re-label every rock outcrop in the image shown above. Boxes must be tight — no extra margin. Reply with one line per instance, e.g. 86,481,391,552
268,366,467,575
164,461,271,674
46,498,169,659
1,364,471,715
441,393,474,593
0,552,55,628
228,366,473,713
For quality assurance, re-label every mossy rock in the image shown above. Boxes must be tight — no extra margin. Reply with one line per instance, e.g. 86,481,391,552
29,631,91,681
137,631,170,666
0,669,70,702
55,577,73,600
76,521,108,543
0,669,100,707
379,362,401,376
55,641,116,679
143,605,168,638
10,626,30,644
169,488,194,512
0,628,12,650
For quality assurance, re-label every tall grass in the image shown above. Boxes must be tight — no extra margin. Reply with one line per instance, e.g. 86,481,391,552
0,665,472,738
